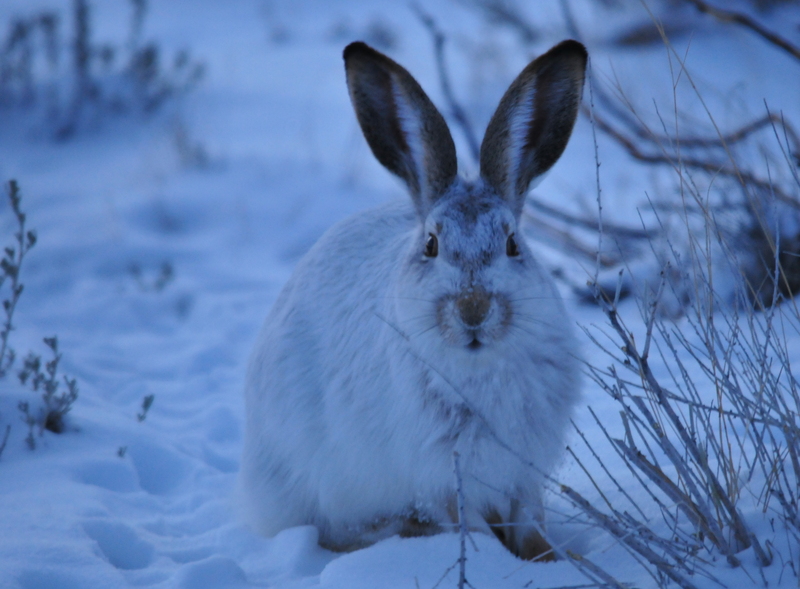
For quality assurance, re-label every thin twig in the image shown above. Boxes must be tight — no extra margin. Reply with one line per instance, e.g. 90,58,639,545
521,208,621,267
0,180,37,377
0,424,10,460
526,198,653,240
603,297,751,562
684,0,800,63
589,108,800,211
560,485,701,589
458,0,538,44
453,451,469,589
527,518,630,589
412,4,481,164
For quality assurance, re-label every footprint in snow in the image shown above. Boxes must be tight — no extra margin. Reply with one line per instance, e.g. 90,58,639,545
83,519,155,571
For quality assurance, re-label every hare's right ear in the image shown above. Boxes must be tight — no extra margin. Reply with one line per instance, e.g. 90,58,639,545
480,40,587,217
344,42,457,216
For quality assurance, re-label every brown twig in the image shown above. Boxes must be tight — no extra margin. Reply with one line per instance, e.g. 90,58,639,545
630,111,799,153
0,424,10,460
0,180,37,377
602,298,754,562
452,452,472,589
589,106,800,211
684,0,800,63
560,485,701,589
527,198,653,240
457,0,538,45
522,209,620,267
412,4,481,164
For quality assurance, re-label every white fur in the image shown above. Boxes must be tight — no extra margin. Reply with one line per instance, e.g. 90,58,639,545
506,83,538,196
238,195,580,546
391,82,427,196
238,42,583,555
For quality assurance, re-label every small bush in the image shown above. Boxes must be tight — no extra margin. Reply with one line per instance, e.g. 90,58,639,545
0,0,204,140
137,394,154,422
0,180,36,378
19,336,79,438
422,3,800,585
0,180,79,451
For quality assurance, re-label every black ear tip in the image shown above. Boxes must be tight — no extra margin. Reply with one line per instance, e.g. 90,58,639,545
343,41,375,62
550,39,588,64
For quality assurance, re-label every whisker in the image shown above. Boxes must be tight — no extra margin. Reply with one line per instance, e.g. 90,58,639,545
370,296,439,304
510,313,556,329
410,323,440,339
398,313,438,327
508,296,568,303
508,323,541,340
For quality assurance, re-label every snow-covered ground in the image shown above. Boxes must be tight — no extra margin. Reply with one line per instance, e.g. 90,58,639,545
1,0,798,587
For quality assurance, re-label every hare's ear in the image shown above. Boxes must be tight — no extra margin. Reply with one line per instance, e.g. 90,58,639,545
480,40,587,216
344,42,457,215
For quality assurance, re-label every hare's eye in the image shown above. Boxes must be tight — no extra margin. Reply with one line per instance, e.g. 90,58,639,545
506,233,520,257
424,233,438,258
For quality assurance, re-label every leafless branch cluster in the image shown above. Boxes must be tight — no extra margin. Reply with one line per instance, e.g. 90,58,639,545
566,242,800,584
0,180,37,379
0,0,204,140
684,0,800,62
426,0,800,313
588,57,800,310
455,0,539,45
413,6,654,280
560,3,799,582
19,336,80,442
418,1,800,586
579,0,800,311
412,4,481,163
0,181,80,453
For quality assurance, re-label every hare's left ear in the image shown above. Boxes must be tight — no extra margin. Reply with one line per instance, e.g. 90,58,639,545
480,40,587,216
344,42,457,216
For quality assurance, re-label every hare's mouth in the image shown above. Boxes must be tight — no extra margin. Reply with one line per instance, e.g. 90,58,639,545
467,336,482,350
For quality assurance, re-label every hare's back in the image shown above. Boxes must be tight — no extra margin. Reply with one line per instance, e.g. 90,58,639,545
246,199,415,403
283,198,415,312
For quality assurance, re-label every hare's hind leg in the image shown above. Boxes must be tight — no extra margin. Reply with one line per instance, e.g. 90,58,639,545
507,498,556,561
399,513,443,538
480,501,549,559
445,493,496,538
517,528,555,561
446,494,554,560
484,505,513,546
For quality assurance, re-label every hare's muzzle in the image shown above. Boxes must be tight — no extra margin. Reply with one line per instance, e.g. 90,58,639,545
456,286,491,327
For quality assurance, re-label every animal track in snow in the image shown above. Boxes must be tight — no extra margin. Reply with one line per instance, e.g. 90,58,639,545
126,440,191,495
17,569,87,589
83,520,155,570
173,555,248,589
75,459,139,493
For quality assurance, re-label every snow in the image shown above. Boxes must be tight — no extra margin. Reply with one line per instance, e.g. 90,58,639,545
0,0,798,587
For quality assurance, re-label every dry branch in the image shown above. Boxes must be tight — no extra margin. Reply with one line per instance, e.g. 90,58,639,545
412,4,481,163
457,0,538,44
560,484,701,589
684,0,800,63
588,106,800,211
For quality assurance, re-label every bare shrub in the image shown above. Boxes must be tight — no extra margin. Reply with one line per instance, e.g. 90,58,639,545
0,180,80,451
0,180,37,378
0,0,204,140
19,336,79,439
556,3,800,586
422,2,800,585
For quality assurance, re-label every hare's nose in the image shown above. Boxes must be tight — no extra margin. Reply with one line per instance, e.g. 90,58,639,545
457,287,491,327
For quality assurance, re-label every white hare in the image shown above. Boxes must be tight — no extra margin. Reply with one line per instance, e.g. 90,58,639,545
238,40,587,560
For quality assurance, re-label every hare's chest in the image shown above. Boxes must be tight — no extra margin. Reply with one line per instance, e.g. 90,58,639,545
395,356,538,442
